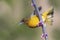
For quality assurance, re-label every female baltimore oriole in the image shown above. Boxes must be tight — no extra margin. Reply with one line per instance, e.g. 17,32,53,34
20,7,54,28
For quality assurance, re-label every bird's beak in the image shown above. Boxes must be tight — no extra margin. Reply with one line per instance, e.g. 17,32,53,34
19,19,24,25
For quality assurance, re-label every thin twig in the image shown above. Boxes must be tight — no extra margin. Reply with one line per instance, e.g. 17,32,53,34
32,0,48,40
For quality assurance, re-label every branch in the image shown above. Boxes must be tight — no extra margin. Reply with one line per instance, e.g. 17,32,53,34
32,0,48,40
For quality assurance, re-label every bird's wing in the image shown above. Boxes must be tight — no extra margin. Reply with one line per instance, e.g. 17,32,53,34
46,18,53,25
30,6,42,17
42,7,54,17
42,7,54,25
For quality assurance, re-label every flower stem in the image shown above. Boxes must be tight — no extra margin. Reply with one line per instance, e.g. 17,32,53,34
32,0,48,40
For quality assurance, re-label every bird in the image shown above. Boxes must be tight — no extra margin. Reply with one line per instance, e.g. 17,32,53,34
20,7,54,28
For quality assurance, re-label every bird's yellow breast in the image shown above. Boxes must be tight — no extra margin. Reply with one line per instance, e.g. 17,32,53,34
27,15,39,27
27,15,46,27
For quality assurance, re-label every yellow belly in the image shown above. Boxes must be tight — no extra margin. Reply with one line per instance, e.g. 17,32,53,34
27,15,46,27
28,15,39,27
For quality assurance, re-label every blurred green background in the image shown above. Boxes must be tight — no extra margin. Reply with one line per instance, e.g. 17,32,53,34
0,0,60,40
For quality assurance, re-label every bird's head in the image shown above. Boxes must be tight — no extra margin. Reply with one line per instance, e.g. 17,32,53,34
19,18,29,25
